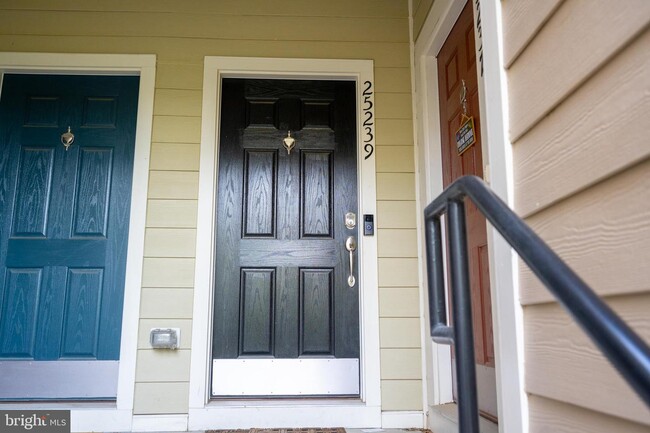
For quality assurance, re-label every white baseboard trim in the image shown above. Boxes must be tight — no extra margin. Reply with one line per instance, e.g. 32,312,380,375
428,404,498,433
381,411,425,428
131,414,189,432
189,404,381,430
71,409,132,432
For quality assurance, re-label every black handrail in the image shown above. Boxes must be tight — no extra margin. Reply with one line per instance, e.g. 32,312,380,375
424,175,650,433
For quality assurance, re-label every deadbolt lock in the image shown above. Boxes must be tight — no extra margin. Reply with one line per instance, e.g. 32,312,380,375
345,212,356,230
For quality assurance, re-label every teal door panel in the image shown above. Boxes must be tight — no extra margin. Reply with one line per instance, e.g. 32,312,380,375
0,74,139,367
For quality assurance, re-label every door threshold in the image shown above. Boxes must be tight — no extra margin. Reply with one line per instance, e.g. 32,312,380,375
428,403,497,433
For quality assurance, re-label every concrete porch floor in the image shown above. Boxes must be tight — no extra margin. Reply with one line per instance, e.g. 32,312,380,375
170,423,496,433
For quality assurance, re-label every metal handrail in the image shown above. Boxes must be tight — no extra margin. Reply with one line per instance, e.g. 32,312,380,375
424,175,650,433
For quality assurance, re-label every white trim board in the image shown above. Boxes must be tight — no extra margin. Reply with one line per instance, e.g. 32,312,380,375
0,52,156,432
189,56,381,429
190,404,380,430
131,415,189,432
412,1,528,432
429,403,498,433
381,411,425,428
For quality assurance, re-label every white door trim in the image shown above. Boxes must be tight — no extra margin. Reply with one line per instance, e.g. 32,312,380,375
189,56,381,429
412,1,528,432
0,52,156,432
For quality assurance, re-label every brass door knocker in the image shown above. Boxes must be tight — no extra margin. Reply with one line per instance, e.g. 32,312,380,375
460,79,469,116
60,126,75,151
282,130,295,155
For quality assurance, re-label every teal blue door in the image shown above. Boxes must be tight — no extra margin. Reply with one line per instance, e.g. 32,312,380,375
0,74,139,400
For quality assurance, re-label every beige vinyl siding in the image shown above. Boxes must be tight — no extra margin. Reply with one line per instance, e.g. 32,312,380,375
144,229,197,258
134,382,190,415
520,161,650,304
376,119,414,144
379,288,421,317
376,145,415,173
375,38,422,406
529,395,650,433
150,143,201,171
0,0,408,18
513,27,650,217
503,0,650,429
376,172,421,399
525,295,650,424
146,200,198,228
377,201,417,229
135,350,192,383
0,0,419,415
506,0,650,142
501,0,563,68
381,380,424,411
412,0,435,42
377,173,417,199
148,171,200,200
140,289,194,319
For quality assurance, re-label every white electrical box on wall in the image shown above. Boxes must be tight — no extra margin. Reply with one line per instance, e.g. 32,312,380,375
149,328,181,349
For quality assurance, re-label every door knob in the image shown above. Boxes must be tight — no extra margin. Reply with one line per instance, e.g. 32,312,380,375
345,236,357,287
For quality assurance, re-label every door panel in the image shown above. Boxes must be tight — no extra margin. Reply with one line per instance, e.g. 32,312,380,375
300,268,333,355
0,268,42,357
212,79,358,397
12,147,55,236
74,147,113,237
0,74,139,399
61,268,104,358
240,268,274,356
243,150,276,238
302,151,333,237
437,1,497,419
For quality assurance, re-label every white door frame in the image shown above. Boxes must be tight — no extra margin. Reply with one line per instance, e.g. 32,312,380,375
0,52,156,432
188,56,381,429
412,1,528,431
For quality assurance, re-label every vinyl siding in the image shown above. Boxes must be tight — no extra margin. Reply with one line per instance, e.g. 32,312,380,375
528,395,650,433
412,0,435,42
503,0,650,429
0,0,419,415
150,143,201,171
146,199,198,228
133,382,189,415
139,289,194,319
380,348,423,379
380,380,424,411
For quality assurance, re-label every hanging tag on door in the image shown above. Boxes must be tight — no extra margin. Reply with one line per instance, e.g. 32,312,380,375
455,114,476,155
455,79,476,155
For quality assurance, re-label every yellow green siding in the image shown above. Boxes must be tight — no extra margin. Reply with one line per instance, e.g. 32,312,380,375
412,0,435,41
0,0,420,415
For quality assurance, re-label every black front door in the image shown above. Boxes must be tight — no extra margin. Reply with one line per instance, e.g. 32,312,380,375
212,79,359,397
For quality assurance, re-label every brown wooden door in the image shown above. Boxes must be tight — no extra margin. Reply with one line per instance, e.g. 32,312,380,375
211,79,359,397
437,1,497,419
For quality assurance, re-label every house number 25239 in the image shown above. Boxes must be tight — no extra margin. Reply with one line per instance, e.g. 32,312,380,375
362,80,374,160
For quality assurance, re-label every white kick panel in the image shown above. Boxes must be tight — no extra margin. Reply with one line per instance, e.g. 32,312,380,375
212,358,360,397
